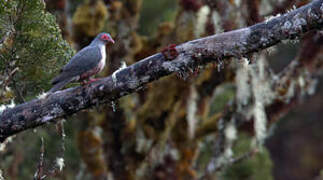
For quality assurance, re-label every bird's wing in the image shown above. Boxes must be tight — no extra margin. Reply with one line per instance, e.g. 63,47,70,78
62,45,102,76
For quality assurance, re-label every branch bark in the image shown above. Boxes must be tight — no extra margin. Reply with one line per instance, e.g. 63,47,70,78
0,0,322,142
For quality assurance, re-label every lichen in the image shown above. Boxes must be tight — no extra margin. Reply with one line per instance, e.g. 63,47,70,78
264,14,281,24
259,0,273,15
224,119,237,159
250,56,275,144
0,100,15,115
55,157,65,171
212,119,237,170
195,6,210,37
41,115,54,123
234,0,241,6
0,169,3,180
111,101,116,112
306,79,318,95
186,84,198,139
253,102,267,144
37,92,48,99
162,61,180,72
282,21,292,33
225,121,237,142
292,14,307,32
211,11,224,33
286,5,297,13
0,136,14,152
112,61,127,86
236,58,251,108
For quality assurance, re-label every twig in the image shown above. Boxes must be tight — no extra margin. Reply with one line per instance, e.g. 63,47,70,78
34,137,46,180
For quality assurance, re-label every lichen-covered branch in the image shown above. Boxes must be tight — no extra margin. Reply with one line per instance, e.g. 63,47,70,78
0,0,322,142
204,29,322,176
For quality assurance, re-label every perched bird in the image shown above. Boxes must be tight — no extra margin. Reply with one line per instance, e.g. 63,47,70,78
49,32,115,92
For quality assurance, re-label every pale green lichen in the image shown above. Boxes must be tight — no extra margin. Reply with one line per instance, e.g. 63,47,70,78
186,84,198,139
212,118,237,170
236,55,275,145
234,0,241,6
195,5,210,37
0,169,4,180
265,14,281,24
286,5,297,13
225,121,237,142
112,61,128,86
56,157,65,171
0,100,15,115
250,56,275,145
212,11,223,33
259,0,273,15
236,58,252,108
36,92,48,99
223,119,238,162
0,136,14,152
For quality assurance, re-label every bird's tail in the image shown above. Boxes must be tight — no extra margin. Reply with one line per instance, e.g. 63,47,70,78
48,77,74,93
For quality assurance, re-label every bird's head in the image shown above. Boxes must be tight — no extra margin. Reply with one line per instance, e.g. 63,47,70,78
97,32,115,44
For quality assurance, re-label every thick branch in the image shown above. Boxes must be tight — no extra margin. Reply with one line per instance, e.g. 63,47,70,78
0,0,322,142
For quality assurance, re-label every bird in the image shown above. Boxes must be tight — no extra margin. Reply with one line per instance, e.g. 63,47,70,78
49,32,115,93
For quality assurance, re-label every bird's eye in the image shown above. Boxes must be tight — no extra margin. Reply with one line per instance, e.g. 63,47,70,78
101,34,109,40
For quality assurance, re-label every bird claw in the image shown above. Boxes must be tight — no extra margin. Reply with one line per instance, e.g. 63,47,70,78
81,78,101,86
88,78,101,83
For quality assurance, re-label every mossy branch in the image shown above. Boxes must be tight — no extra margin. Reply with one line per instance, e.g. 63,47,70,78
0,0,322,142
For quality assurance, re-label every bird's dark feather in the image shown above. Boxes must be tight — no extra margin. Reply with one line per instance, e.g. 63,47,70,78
51,46,102,85
62,46,102,75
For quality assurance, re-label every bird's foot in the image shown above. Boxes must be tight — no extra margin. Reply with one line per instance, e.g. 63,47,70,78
88,78,101,83
81,78,102,86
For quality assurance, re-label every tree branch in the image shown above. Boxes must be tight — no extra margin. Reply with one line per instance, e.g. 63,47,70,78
0,0,322,142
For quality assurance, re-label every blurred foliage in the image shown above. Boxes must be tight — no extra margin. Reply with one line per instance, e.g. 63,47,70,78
221,133,273,180
73,0,108,36
0,121,81,179
0,0,73,102
209,83,235,114
138,0,177,35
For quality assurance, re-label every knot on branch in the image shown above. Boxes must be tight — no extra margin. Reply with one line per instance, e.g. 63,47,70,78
161,44,179,60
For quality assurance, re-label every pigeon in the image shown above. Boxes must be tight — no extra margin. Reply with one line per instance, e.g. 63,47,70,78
49,32,115,92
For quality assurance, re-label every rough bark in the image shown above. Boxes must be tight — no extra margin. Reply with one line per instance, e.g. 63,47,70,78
0,0,322,142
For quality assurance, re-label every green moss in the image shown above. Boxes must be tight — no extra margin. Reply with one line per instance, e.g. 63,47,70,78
209,83,235,115
72,0,108,36
139,0,177,35
0,0,74,100
137,75,188,122
221,133,273,180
